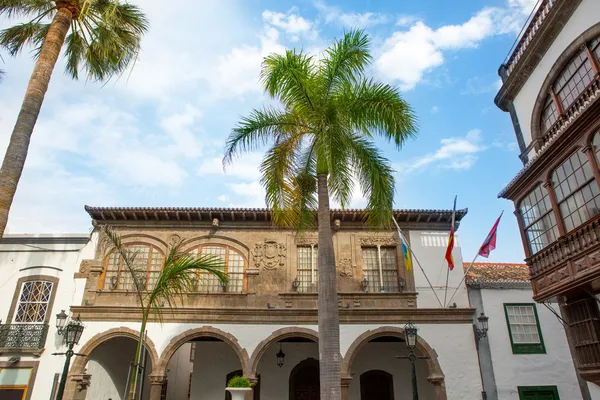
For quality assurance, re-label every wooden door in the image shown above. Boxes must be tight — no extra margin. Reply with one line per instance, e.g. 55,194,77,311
289,358,320,400
360,370,394,400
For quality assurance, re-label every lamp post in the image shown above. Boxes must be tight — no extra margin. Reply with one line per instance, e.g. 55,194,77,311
396,322,428,400
53,314,86,400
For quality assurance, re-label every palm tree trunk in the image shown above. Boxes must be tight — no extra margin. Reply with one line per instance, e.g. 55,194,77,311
129,311,148,400
0,7,73,238
317,173,341,400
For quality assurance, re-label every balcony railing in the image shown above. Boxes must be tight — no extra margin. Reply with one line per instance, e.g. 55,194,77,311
529,214,600,280
542,75,600,143
0,323,48,350
505,0,556,79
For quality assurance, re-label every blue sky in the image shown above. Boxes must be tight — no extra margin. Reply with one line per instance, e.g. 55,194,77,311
0,0,538,263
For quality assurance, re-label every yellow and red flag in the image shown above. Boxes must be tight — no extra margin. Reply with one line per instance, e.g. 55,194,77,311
445,226,455,271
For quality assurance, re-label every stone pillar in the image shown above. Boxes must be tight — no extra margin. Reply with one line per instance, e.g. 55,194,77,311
427,374,447,400
341,376,353,400
148,375,167,400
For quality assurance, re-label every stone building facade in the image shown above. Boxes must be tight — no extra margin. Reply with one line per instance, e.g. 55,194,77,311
0,206,484,400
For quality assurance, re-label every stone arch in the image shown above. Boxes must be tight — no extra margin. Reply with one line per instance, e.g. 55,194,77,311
342,326,446,400
181,235,251,259
156,326,250,377
249,327,319,376
531,22,600,144
71,327,159,374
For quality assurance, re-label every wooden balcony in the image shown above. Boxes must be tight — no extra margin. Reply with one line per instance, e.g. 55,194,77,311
528,214,600,301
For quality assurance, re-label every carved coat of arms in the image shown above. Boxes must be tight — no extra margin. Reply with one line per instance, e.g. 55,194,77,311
253,239,287,270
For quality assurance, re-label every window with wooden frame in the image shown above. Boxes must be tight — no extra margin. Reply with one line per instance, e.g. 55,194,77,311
297,246,318,293
552,149,600,232
517,386,560,400
188,245,246,293
540,36,600,137
0,367,33,400
504,303,546,354
563,296,600,369
13,281,53,323
101,243,164,291
361,247,399,292
519,185,559,254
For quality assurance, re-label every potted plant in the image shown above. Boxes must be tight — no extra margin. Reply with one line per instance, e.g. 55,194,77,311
226,376,252,400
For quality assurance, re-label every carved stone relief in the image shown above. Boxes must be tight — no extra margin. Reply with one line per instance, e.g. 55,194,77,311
296,237,318,246
359,237,398,246
168,234,182,247
252,239,286,270
338,258,355,277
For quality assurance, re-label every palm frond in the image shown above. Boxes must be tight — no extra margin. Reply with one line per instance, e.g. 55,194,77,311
223,107,306,166
321,29,371,97
261,50,317,112
0,21,50,56
335,78,418,149
348,135,395,227
0,0,53,18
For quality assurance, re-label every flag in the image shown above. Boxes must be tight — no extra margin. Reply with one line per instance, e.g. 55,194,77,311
445,196,457,271
401,238,412,272
445,227,455,270
479,212,503,258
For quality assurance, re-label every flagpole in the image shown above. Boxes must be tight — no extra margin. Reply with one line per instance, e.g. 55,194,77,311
446,252,481,307
444,195,457,308
392,217,444,308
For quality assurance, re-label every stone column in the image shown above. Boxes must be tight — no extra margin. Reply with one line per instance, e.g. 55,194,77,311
341,376,353,400
148,375,167,400
427,374,447,400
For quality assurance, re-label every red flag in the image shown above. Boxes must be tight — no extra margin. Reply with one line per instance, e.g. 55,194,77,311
445,226,455,270
479,212,503,258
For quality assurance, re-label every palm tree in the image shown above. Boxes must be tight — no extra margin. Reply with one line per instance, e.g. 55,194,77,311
99,225,227,399
0,1,148,238
223,30,417,399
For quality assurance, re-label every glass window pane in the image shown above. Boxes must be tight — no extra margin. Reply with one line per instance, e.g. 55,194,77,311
14,281,53,323
506,305,541,344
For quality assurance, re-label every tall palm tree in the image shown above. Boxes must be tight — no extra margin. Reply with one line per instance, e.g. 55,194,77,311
0,1,148,238
98,225,227,400
223,30,417,399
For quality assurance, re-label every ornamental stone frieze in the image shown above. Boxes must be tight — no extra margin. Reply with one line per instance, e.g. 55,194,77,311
359,237,398,247
252,239,286,271
295,237,318,246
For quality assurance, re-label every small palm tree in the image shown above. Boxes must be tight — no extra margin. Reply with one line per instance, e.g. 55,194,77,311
0,1,148,238
99,225,227,399
224,30,417,399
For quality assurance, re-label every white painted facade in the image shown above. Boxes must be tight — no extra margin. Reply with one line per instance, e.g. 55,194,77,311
511,0,599,150
0,227,483,400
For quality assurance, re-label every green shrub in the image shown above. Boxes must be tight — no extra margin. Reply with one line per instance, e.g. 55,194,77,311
227,376,251,388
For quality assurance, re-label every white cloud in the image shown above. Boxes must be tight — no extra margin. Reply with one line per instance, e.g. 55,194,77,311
376,1,538,90
431,106,439,114
396,15,419,27
315,2,390,28
227,181,266,207
263,8,317,41
217,195,229,203
159,105,204,158
461,76,503,95
404,129,486,173
198,152,263,181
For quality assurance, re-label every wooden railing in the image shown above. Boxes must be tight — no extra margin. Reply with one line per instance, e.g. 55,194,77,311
529,214,600,279
542,75,600,143
505,0,556,78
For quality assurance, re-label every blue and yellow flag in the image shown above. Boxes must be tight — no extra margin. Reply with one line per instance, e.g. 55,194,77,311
401,238,412,273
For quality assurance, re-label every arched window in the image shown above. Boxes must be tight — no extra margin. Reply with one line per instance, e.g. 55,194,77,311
519,185,559,254
540,36,600,137
552,150,600,232
188,245,246,293
102,243,164,291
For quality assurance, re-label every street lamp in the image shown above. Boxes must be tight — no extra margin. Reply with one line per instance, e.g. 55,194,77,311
53,315,86,400
396,323,427,400
361,278,369,292
474,312,489,346
276,342,285,368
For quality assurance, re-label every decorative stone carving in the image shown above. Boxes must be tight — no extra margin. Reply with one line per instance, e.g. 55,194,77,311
334,219,341,230
70,372,92,392
359,237,398,246
338,258,355,277
149,375,167,385
75,260,102,279
168,234,182,247
79,260,91,275
212,218,219,227
252,239,286,270
296,237,318,246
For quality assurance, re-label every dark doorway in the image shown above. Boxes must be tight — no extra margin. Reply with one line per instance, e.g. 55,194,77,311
225,370,260,400
360,370,394,400
0,388,26,400
289,358,320,400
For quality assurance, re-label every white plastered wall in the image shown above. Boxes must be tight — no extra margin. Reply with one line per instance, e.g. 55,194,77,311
512,0,599,149
481,288,583,399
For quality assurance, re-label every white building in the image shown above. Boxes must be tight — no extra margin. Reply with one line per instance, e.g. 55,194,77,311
466,262,600,400
0,206,483,400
